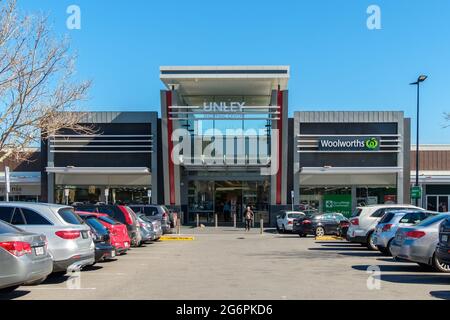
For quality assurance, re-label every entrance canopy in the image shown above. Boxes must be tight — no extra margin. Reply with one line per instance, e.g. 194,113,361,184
160,66,289,100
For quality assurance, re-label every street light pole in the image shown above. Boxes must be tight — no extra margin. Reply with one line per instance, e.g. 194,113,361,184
410,75,428,206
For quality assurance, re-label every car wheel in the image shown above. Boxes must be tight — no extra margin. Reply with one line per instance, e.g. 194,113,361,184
24,277,47,286
315,226,325,237
432,254,450,273
386,239,394,256
366,232,378,251
300,233,307,238
0,285,19,294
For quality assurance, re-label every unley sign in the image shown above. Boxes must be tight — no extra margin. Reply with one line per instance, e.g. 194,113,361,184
318,136,380,151
202,101,245,113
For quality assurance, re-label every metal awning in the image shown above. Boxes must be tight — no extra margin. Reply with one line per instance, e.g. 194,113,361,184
46,167,150,174
300,167,403,174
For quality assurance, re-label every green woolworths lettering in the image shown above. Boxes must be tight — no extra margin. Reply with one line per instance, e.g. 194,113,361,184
365,138,379,150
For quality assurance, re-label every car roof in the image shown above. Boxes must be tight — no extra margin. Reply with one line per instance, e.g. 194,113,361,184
0,201,71,210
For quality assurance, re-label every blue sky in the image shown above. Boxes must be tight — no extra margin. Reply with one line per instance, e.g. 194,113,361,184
19,0,450,143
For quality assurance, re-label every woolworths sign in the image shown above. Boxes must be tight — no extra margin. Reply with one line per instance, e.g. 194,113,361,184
318,136,380,151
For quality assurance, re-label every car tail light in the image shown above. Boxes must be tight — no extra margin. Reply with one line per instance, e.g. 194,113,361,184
288,221,293,225
0,241,32,256
405,231,426,239
55,230,81,240
119,206,134,225
302,220,311,224
350,218,359,226
382,224,393,232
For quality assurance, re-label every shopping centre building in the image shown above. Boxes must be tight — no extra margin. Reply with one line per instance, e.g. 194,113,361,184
3,65,449,225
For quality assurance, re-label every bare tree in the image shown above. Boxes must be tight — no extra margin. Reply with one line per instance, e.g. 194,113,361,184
444,113,450,128
0,0,92,163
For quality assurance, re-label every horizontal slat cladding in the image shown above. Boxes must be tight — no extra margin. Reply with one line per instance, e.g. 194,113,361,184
296,111,403,123
50,135,153,153
411,150,450,170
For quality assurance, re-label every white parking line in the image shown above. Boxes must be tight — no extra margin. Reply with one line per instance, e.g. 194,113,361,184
31,287,96,290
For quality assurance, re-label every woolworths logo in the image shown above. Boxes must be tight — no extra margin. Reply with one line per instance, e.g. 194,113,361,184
365,138,379,150
319,136,380,151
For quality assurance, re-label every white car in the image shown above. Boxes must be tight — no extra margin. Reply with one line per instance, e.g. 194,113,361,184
276,211,305,233
347,204,423,250
0,202,95,273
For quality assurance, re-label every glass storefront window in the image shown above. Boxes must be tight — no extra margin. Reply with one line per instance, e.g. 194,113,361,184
55,186,151,205
187,180,270,224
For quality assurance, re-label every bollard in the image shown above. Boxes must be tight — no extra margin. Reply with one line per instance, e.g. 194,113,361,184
215,213,218,228
260,219,264,234
177,217,181,234
233,213,237,228
196,213,199,228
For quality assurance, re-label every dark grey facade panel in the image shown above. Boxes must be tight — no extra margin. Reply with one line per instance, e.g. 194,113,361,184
76,112,157,124
299,123,398,135
299,153,398,167
54,153,151,168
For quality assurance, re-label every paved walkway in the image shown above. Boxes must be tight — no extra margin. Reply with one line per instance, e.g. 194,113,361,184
2,227,450,300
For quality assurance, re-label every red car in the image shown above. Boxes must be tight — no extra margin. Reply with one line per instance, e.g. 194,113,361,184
76,211,131,255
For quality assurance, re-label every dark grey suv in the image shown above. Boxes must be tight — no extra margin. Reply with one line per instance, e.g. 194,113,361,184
128,205,172,234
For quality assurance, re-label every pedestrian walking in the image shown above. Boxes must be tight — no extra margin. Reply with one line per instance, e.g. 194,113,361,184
244,205,254,231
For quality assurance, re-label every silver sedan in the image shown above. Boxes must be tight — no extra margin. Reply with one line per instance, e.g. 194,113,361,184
374,210,436,255
391,213,450,272
0,220,53,293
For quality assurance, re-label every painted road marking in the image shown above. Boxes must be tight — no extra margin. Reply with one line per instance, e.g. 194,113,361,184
315,236,344,241
160,236,195,241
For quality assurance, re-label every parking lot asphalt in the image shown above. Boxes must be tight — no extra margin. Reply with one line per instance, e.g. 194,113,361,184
2,226,450,300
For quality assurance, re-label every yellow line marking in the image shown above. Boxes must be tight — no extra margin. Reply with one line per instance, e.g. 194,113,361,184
315,236,344,241
159,236,195,241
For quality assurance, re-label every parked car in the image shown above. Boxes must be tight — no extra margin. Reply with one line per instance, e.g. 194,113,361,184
129,205,172,234
137,214,162,242
347,204,423,250
73,204,142,247
75,211,130,255
293,212,348,237
436,216,450,265
374,209,437,256
391,213,450,272
77,214,116,262
276,211,305,233
0,202,95,273
0,220,53,293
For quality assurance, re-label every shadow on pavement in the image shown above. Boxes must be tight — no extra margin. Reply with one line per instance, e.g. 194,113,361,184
0,290,30,300
352,264,425,273
381,274,450,285
82,265,103,272
321,244,363,248
43,274,70,284
338,251,382,257
430,291,450,300
309,247,371,252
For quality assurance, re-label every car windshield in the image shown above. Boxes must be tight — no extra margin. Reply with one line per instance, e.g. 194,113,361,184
58,208,84,225
416,214,449,227
379,212,396,224
352,208,362,217
0,220,24,234
288,213,304,219
98,216,119,225
85,217,108,235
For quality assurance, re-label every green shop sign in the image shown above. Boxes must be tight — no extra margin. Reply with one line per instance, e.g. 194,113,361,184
318,136,380,151
323,194,352,217
411,186,422,199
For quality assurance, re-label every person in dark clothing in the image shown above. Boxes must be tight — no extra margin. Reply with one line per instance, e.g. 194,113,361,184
244,205,254,231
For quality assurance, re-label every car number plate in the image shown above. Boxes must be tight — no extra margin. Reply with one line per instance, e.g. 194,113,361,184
442,235,448,243
81,231,89,239
124,242,129,248
35,246,45,256
111,250,116,258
